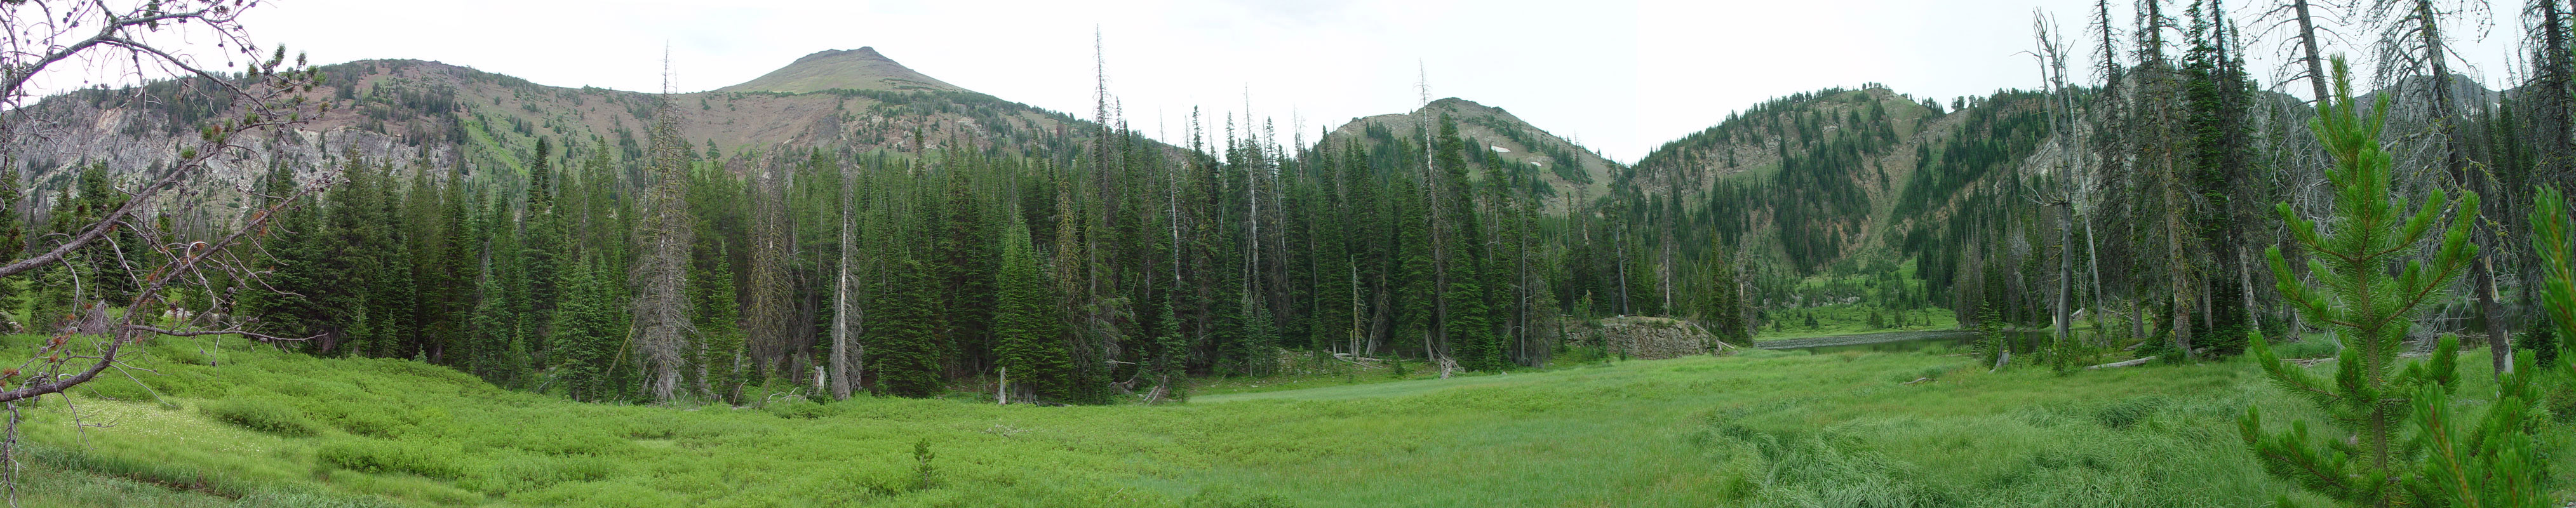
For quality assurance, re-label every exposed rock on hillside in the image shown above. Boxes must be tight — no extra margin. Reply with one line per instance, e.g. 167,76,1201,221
1597,316,1730,359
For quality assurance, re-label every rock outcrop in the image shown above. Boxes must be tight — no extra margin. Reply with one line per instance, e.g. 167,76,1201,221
1596,316,1732,359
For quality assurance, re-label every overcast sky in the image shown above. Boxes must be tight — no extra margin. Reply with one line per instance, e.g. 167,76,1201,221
124,0,2528,163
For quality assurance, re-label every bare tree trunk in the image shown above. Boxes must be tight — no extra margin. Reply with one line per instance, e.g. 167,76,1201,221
2240,246,2260,333
2407,0,2509,373
830,159,855,400
2291,0,2333,103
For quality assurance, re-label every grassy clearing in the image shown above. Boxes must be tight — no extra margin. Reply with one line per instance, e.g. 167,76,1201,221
8,333,2567,507
1751,303,1961,340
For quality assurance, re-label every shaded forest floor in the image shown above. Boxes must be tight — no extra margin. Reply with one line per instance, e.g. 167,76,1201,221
8,333,2569,507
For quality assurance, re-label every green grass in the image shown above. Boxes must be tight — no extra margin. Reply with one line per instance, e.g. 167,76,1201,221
1754,303,1961,340
8,333,2567,507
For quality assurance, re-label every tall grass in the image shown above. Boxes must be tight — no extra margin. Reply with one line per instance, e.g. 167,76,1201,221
6,333,2553,507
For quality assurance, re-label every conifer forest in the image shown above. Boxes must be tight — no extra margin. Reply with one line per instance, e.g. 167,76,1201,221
0,0,2574,506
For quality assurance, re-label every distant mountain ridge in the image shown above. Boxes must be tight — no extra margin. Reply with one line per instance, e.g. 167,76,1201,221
1,48,1151,205
714,48,965,94
1317,97,1622,213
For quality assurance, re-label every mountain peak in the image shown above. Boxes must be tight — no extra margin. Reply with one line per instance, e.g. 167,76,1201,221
716,47,965,95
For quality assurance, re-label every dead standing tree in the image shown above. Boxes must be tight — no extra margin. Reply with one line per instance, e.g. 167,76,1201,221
2369,0,2507,371
2030,9,2084,364
631,50,693,401
0,0,327,502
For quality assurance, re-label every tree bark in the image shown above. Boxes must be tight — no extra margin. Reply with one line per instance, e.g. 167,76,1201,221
2291,0,2331,102
831,159,855,400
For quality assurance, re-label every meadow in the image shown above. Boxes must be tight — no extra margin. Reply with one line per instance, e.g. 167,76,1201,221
8,333,2566,507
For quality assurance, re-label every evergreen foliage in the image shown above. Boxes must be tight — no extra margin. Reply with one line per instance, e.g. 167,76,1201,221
2241,59,2487,508
553,254,627,402
868,259,943,398
993,213,1073,402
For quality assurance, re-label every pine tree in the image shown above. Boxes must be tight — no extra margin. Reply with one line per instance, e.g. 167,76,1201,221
2242,59,2483,508
2539,189,2576,366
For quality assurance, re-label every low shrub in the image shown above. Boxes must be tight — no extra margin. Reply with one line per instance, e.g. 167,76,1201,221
476,455,614,493
485,429,630,457
1183,486,1298,508
76,378,156,402
316,439,473,481
202,397,321,437
767,398,831,419
231,485,407,508
307,403,442,439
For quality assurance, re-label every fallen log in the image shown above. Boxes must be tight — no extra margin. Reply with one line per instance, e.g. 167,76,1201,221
2085,357,2156,370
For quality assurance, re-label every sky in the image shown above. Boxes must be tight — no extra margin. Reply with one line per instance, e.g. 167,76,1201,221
43,0,2535,164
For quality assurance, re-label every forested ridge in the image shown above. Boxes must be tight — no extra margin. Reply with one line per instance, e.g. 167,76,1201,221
7,0,2576,505
8,0,2575,405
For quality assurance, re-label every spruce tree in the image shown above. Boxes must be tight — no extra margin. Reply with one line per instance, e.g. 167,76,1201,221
523,137,564,355
868,258,943,398
0,164,23,312
319,158,386,355
1701,236,1748,347
553,254,624,402
931,166,997,377
70,163,136,305
992,213,1071,403
2242,59,2483,508
691,241,748,403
